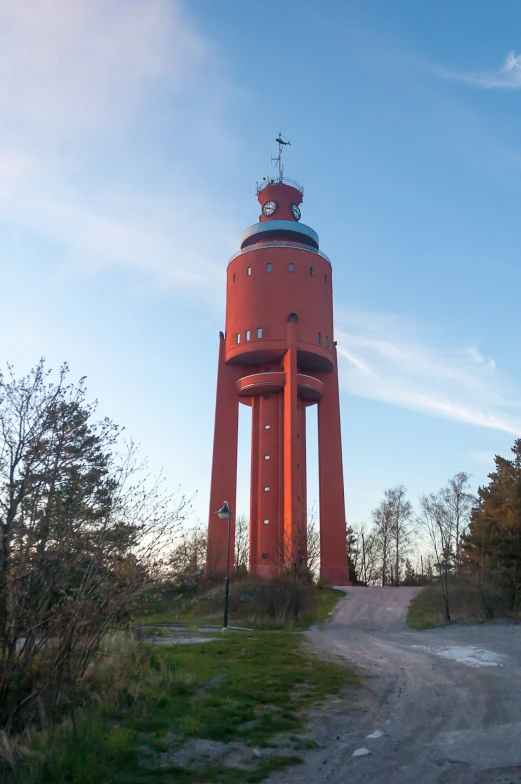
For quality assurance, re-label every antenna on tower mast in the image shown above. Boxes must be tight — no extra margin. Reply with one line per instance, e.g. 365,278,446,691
271,131,291,183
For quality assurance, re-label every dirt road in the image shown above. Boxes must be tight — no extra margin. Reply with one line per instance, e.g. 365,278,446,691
267,586,521,784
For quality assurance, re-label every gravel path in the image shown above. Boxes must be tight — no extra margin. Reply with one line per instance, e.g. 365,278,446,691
266,586,521,784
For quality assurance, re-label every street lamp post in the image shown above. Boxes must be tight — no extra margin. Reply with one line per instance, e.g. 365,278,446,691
216,501,233,629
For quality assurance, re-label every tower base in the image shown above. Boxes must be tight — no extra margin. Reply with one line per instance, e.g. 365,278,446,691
320,566,351,586
252,563,281,580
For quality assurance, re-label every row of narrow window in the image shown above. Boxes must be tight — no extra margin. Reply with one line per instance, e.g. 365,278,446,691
236,328,262,344
261,413,302,525
236,329,328,347
263,438,270,522
232,266,328,283
318,333,330,348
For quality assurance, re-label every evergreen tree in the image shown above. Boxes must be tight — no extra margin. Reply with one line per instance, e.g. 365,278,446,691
346,525,360,584
463,440,521,611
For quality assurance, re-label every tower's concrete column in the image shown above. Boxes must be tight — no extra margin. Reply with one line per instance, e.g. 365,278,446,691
251,392,283,577
283,319,302,566
206,335,240,576
300,403,308,566
249,396,261,575
318,354,351,585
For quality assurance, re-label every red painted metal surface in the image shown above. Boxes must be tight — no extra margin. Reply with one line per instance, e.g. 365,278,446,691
206,179,350,585
257,183,302,223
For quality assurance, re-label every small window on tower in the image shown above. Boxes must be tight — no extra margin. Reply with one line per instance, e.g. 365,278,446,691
264,424,270,430
264,486,270,492
325,274,328,284
310,267,314,277
318,333,322,345
257,327,263,339
264,455,270,460
245,330,251,341
289,263,294,272
236,333,240,344
267,263,272,272
263,519,269,525
247,267,251,276
232,273,236,283
326,336,329,348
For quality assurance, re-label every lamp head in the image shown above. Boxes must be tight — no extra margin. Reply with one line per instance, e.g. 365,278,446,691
216,502,231,520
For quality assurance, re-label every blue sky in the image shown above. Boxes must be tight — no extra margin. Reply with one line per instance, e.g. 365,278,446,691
2,0,521,527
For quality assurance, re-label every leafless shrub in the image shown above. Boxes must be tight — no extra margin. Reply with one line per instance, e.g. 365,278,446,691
258,577,315,623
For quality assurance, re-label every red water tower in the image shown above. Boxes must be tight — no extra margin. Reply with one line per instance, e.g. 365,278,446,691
206,144,350,585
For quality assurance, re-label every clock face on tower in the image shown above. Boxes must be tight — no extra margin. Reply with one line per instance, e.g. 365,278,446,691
262,200,278,217
290,203,301,221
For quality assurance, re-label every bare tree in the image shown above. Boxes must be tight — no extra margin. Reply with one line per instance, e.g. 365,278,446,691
372,504,392,586
279,527,309,580
371,486,413,586
345,524,358,583
442,472,474,568
371,491,393,586
348,521,379,586
365,527,385,585
234,514,249,571
169,523,207,577
418,493,453,620
357,524,369,585
417,473,474,620
390,486,413,585
305,502,320,579
274,510,315,584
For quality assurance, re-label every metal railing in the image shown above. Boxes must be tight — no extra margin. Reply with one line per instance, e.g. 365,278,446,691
255,176,304,195
229,241,331,265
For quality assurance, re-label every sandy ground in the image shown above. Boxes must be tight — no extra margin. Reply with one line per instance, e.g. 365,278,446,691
266,586,521,784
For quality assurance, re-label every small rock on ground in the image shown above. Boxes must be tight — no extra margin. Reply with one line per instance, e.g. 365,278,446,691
352,747,371,757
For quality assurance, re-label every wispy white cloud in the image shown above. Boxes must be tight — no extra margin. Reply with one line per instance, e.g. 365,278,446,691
0,0,204,132
430,50,521,90
0,160,235,296
336,308,521,436
0,0,238,295
465,347,496,370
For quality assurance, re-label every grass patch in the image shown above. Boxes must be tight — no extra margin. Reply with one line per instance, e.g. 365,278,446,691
7,631,358,784
132,581,346,630
407,580,513,629
407,588,438,630
306,586,345,626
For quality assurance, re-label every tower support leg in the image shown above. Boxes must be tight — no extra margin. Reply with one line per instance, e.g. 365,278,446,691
283,322,302,570
300,403,308,568
251,393,283,578
318,361,351,585
249,396,260,575
206,336,239,576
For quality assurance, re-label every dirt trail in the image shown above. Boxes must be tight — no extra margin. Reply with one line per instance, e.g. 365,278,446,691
267,586,521,784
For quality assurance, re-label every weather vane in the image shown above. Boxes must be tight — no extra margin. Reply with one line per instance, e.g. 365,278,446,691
271,131,291,182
